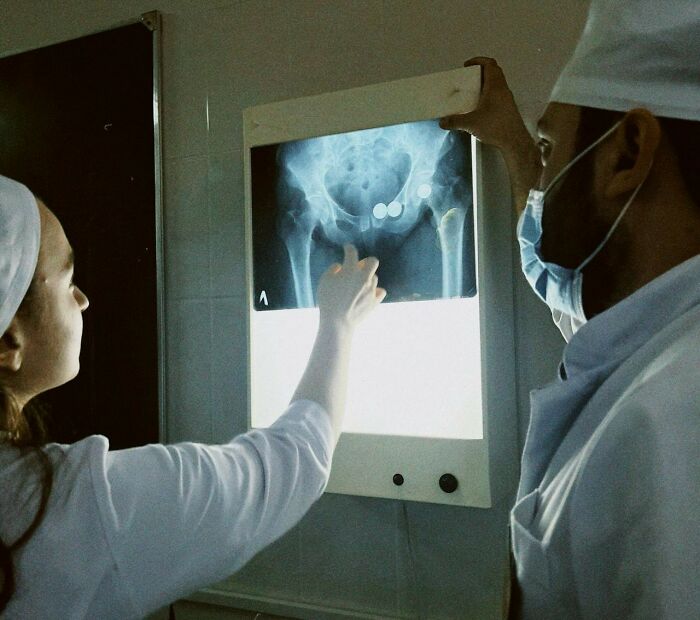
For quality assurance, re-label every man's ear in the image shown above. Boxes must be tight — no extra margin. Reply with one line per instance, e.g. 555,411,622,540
604,108,660,199
0,319,24,373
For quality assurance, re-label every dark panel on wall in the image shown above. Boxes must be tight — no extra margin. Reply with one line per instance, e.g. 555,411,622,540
0,23,159,448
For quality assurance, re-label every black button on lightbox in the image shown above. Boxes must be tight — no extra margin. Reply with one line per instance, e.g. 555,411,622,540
439,473,458,493
393,473,404,486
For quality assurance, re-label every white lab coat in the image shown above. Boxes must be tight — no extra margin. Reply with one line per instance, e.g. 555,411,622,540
511,255,700,618
0,399,333,619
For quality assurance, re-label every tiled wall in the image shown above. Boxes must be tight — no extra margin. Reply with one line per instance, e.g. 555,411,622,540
0,1,587,617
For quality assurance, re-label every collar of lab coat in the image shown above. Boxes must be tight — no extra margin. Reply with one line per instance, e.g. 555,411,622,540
564,254,700,377
517,253,700,499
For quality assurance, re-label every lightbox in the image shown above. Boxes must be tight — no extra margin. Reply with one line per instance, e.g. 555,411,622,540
243,67,513,507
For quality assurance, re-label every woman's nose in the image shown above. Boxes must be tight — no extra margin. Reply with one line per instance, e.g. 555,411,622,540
75,285,90,311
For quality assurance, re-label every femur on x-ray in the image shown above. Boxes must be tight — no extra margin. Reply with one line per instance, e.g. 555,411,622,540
251,119,476,311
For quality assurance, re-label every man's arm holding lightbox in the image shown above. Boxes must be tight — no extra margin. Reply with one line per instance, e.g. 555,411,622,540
292,244,387,442
440,57,541,215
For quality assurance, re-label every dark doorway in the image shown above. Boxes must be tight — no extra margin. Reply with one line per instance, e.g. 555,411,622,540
0,21,160,448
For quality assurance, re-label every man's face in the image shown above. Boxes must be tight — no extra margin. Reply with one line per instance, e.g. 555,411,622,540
536,103,608,269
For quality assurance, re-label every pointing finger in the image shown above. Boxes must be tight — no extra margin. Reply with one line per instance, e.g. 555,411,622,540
343,244,359,267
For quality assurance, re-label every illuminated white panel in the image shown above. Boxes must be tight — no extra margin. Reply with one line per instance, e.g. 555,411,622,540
251,296,482,440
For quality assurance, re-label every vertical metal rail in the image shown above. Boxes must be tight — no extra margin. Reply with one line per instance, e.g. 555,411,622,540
142,10,167,442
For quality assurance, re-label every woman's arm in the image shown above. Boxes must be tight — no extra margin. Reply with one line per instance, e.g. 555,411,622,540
291,244,386,442
88,245,384,617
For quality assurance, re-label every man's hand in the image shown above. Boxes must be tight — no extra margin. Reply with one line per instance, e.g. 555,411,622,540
440,57,541,214
440,57,529,150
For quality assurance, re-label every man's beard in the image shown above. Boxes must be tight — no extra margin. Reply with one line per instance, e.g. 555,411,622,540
539,152,608,269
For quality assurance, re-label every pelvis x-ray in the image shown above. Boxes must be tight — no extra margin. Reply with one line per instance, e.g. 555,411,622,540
251,119,476,311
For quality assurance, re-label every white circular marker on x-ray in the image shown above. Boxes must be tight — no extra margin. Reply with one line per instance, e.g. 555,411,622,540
417,183,432,199
373,202,388,219
387,201,402,217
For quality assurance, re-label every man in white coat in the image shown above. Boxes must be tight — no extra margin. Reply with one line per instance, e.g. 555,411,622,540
442,0,700,617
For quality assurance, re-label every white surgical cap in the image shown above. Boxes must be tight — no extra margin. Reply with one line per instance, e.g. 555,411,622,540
550,0,700,121
0,175,41,336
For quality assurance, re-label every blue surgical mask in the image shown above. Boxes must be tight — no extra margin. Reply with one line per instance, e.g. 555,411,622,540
518,120,648,324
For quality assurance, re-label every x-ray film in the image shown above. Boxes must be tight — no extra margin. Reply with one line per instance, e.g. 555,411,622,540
249,119,483,440
251,119,476,311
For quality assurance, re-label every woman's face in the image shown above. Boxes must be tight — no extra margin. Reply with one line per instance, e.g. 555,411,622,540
13,201,89,400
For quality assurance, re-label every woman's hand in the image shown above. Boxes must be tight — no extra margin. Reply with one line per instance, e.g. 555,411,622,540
292,245,385,441
316,244,386,331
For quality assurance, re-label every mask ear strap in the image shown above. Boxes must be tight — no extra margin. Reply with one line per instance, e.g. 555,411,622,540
543,120,622,197
577,158,654,272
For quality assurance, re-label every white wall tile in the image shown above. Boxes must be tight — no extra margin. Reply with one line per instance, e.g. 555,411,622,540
220,526,302,603
164,155,210,299
299,494,400,616
210,296,249,442
208,152,246,297
202,2,299,159
381,0,590,126
396,501,508,619
161,11,211,159
166,298,213,443
284,0,389,93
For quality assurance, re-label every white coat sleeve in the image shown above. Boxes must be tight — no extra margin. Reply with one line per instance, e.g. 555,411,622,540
89,399,334,618
568,388,700,619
